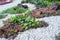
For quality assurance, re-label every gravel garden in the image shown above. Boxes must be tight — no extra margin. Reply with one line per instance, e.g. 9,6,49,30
0,0,60,40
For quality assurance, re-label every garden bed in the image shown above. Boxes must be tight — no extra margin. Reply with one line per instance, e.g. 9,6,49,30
0,0,60,40
0,13,48,39
1,3,60,18
28,8,60,18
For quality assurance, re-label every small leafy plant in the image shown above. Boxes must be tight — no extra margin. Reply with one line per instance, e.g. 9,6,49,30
1,6,27,14
10,14,41,30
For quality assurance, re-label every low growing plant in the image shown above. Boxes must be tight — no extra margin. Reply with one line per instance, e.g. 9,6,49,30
10,14,41,30
21,0,48,8
1,6,27,14
21,0,60,8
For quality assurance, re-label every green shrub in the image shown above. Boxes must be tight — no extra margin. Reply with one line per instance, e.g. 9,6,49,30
10,11,41,30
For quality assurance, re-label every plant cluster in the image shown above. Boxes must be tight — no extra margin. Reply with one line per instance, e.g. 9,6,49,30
10,13,41,30
1,6,27,14
21,0,60,8
21,0,48,8
10,10,48,29
0,10,48,38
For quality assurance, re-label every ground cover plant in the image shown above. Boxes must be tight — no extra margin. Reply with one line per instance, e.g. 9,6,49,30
21,0,60,8
20,7,60,18
24,3,60,18
1,2,60,18
21,0,48,8
28,8,60,18
0,12,48,39
0,3,60,19
0,5,27,14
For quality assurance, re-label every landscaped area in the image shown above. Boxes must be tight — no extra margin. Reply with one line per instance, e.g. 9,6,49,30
0,0,60,40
